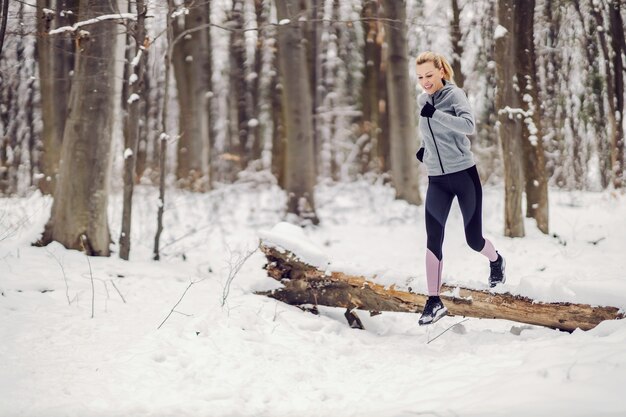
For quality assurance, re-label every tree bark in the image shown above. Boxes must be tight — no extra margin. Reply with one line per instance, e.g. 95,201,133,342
590,2,618,189
275,0,319,224
361,0,383,173
609,0,625,188
496,0,525,237
119,0,147,261
381,0,422,205
154,0,175,261
40,0,119,256
35,0,78,195
228,0,249,173
517,0,549,234
171,0,211,191
249,0,266,164
450,0,465,89
258,243,624,332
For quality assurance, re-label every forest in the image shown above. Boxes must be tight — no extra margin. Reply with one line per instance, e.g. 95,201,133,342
0,0,625,258
2,2,626,416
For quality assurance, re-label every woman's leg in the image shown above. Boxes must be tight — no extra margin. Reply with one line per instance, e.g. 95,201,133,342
454,166,498,261
424,176,454,295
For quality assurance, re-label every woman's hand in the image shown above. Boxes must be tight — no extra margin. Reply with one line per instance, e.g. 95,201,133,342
420,102,436,118
416,147,425,162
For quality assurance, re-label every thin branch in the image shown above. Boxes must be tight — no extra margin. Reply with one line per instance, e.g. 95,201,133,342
427,318,469,344
157,278,205,329
86,255,95,318
0,0,9,56
221,247,257,307
48,13,137,35
45,248,71,306
111,280,127,304
81,235,95,319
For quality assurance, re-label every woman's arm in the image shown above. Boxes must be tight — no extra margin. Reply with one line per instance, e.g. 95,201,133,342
431,89,475,135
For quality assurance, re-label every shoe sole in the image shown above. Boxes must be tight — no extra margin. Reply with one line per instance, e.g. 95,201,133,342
489,258,506,288
418,306,449,326
489,276,506,288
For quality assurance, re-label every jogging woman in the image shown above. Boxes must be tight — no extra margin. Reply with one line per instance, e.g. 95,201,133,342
415,51,505,325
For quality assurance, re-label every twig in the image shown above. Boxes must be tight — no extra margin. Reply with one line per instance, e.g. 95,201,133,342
86,255,95,318
48,13,138,35
157,278,204,329
45,248,71,306
81,235,95,319
111,280,127,304
221,247,257,307
427,318,469,345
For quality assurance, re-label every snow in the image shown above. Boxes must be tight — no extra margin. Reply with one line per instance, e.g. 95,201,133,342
259,222,330,268
127,93,140,104
494,24,508,39
130,50,143,69
48,13,137,35
123,148,133,159
1,182,626,416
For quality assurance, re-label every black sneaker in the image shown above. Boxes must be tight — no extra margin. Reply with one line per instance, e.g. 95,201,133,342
489,253,506,288
418,296,448,326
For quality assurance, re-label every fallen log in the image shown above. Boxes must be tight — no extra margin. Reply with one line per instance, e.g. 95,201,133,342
258,243,624,332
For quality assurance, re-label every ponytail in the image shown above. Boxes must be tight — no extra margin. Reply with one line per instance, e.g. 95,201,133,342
416,51,455,83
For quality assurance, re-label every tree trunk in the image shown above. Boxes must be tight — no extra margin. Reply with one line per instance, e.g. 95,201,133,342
496,0,525,237
275,0,319,224
154,0,175,261
517,0,549,234
35,0,78,195
590,2,618,189
450,0,465,89
171,0,211,191
378,27,390,174
228,0,249,173
609,0,625,188
258,243,624,332
570,1,607,189
40,0,119,256
361,0,383,173
250,0,267,164
270,51,286,188
381,0,422,205
119,0,147,261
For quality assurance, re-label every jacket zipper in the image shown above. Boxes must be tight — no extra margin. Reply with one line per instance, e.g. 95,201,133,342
427,96,445,174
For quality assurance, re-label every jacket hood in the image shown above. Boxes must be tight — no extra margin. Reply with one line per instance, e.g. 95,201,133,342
429,79,455,99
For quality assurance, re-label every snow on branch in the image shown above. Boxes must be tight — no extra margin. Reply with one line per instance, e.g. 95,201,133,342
49,13,137,35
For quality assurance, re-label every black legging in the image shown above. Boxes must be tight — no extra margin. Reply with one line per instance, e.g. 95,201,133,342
425,165,486,260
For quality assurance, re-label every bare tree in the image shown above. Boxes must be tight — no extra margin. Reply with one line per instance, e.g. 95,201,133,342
361,0,385,173
228,0,250,172
0,0,8,56
35,0,79,195
495,0,525,237
154,0,176,261
518,0,549,234
171,0,211,191
40,0,121,256
608,0,625,188
381,0,422,205
450,0,465,89
119,0,148,260
275,0,319,224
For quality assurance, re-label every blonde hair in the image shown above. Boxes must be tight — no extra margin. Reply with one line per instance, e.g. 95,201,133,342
416,51,455,82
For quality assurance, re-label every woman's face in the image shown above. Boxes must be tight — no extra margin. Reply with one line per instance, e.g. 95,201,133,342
416,61,445,95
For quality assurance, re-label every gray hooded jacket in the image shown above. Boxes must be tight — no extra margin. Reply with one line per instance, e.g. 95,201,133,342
417,81,476,176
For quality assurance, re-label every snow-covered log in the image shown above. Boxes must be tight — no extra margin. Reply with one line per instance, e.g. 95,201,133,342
257,241,624,333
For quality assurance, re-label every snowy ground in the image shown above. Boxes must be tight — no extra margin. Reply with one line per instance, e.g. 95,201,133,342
1,178,626,417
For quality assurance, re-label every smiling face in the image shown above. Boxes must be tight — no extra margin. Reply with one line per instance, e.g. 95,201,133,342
416,61,445,95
